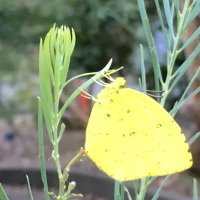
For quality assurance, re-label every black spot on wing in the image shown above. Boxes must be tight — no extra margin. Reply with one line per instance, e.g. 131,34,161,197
129,132,136,136
156,124,162,128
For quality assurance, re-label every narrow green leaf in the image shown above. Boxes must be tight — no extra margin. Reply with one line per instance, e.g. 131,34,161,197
137,0,161,91
178,67,200,102
39,38,54,142
184,2,200,28
120,182,125,200
170,101,178,115
0,184,9,200
190,0,199,7
49,27,57,83
170,86,200,115
155,0,170,51
188,132,200,146
114,181,121,200
179,27,200,52
172,0,179,11
140,45,147,91
44,29,55,84
147,176,157,186
48,192,57,198
132,180,139,195
193,179,199,200
162,0,174,37
26,175,34,200
65,193,83,200
124,186,133,200
170,43,200,90
38,98,50,200
58,123,66,141
138,78,142,90
60,28,76,91
177,0,191,35
137,177,148,200
151,175,170,200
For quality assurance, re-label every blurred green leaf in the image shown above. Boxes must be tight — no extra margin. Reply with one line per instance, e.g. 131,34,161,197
193,179,199,200
0,184,9,200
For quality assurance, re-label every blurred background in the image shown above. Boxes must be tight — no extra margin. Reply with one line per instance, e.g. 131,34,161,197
0,0,189,129
0,0,199,199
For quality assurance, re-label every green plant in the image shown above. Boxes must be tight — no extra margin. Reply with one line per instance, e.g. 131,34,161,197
114,0,200,199
0,0,200,200
38,25,121,199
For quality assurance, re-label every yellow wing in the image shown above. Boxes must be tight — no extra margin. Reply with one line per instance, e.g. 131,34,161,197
85,77,192,181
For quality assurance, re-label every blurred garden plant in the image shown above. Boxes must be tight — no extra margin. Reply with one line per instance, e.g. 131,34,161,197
38,25,119,200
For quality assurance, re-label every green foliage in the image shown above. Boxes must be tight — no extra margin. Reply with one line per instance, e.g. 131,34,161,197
113,0,200,199
0,184,9,200
193,179,199,200
38,25,119,199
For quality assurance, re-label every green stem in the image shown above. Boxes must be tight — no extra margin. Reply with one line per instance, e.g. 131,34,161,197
160,0,190,107
64,148,85,173
120,182,125,200
58,148,85,197
53,141,63,196
38,98,50,200
137,177,148,200
0,184,9,200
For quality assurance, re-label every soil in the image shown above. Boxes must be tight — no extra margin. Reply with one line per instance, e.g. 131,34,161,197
2,185,109,200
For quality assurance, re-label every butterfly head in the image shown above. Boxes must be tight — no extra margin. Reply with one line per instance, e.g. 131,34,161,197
110,77,126,89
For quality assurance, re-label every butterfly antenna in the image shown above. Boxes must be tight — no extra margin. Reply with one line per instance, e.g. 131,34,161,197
140,89,164,98
148,93,163,98
98,71,115,81
146,90,164,94
148,89,164,98
78,87,97,101
91,77,109,87
105,74,115,82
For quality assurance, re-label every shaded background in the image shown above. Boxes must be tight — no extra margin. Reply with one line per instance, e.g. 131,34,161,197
0,0,187,129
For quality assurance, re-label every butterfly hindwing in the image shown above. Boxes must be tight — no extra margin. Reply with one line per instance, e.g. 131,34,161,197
85,77,193,181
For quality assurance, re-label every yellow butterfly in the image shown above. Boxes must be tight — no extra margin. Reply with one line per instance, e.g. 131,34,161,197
85,77,193,181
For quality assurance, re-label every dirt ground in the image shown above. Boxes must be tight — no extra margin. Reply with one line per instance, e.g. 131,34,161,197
0,119,101,175
0,118,199,200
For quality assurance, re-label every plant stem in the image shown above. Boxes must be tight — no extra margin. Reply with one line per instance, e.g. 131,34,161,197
137,177,148,200
160,0,191,107
58,148,85,197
